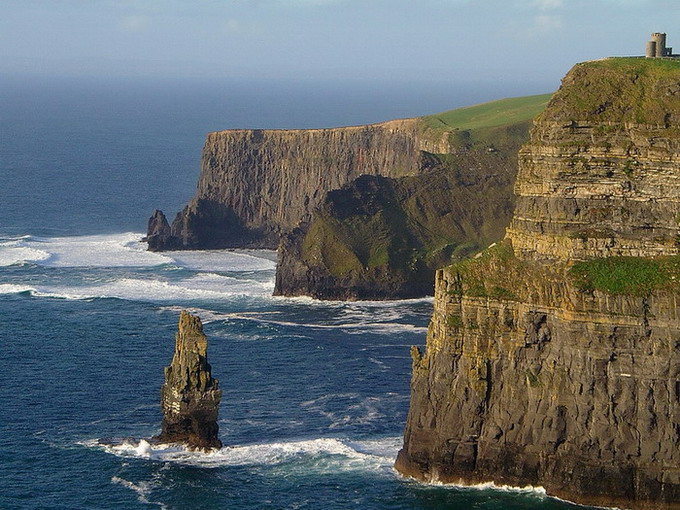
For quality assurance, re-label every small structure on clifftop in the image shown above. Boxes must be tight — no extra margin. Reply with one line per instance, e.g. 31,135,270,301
155,311,222,450
645,32,676,57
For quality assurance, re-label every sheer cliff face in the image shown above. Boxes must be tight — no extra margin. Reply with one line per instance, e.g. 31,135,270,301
159,120,426,249
508,60,680,261
396,59,680,510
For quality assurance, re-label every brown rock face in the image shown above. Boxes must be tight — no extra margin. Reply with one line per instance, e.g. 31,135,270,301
396,59,680,510
150,121,426,250
155,311,222,450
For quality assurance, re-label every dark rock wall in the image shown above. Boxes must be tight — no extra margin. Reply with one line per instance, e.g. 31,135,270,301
151,120,425,250
396,59,680,509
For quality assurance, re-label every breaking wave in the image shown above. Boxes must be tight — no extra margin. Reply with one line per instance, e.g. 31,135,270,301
0,232,276,270
86,436,401,474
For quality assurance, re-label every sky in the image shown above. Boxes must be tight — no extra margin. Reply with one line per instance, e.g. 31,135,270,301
1,0,679,91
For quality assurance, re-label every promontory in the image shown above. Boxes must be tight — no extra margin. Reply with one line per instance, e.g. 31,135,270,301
396,58,680,510
146,95,550,299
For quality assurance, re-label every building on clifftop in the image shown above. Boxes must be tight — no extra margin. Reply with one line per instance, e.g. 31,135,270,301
645,32,676,57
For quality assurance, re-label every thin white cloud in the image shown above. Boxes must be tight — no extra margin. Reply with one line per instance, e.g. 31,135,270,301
120,15,148,31
533,0,562,10
534,14,562,32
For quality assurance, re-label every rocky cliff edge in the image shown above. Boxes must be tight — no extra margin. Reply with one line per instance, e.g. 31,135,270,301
396,58,680,510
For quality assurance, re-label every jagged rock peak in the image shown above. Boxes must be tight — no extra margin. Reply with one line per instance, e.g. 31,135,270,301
155,311,222,450
145,210,180,252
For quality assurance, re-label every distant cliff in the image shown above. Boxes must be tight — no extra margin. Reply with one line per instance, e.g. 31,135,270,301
145,95,549,263
274,115,531,299
147,120,428,250
396,58,680,509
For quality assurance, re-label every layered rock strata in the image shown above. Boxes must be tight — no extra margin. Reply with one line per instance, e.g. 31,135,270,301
396,58,680,510
156,311,222,450
148,121,428,250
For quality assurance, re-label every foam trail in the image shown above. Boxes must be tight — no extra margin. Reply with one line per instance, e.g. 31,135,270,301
0,232,276,270
111,476,168,509
88,436,400,473
166,250,276,272
213,312,428,335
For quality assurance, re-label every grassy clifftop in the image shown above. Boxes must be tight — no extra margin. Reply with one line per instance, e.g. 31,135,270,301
540,57,680,125
418,93,551,150
423,93,552,131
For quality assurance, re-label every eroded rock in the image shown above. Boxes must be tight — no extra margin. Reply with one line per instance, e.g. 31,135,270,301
155,311,222,450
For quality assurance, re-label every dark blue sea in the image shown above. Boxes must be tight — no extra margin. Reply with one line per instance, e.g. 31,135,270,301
0,75,577,509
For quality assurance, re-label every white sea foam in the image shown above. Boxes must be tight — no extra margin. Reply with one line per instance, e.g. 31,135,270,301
0,274,273,302
89,436,400,473
6,233,173,267
0,232,277,270
166,250,276,272
0,242,50,266
43,275,272,302
420,476,549,499
111,475,168,509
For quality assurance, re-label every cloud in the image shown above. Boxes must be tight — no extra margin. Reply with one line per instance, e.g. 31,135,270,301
534,14,562,32
120,15,148,31
532,0,562,10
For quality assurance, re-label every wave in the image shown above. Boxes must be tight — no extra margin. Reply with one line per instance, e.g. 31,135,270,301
158,305,426,336
0,274,274,302
275,294,434,308
0,232,276,271
166,250,276,273
111,475,168,510
86,436,401,474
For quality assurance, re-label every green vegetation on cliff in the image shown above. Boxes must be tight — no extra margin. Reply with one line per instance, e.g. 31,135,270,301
424,94,552,131
275,93,552,299
540,57,680,125
569,255,680,296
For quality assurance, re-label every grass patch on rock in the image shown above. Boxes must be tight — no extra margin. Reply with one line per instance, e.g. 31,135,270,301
569,255,680,296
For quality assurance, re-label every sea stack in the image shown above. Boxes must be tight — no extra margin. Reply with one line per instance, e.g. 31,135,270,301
396,58,680,509
156,311,222,450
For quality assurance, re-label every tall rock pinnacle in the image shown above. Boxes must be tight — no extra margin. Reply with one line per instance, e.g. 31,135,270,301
156,311,222,450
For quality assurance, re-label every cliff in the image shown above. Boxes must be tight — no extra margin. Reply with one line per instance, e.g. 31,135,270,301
148,120,426,250
146,95,550,255
273,114,531,299
396,58,680,510
155,311,222,450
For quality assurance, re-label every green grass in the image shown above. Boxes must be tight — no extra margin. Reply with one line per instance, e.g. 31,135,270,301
569,256,680,296
422,93,553,132
541,58,680,126
586,57,680,74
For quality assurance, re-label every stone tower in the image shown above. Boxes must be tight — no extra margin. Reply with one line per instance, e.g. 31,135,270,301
647,32,671,57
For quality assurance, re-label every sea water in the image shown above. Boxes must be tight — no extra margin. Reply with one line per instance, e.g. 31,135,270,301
0,76,578,509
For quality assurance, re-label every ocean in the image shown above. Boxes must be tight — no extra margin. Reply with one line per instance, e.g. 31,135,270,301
0,75,576,509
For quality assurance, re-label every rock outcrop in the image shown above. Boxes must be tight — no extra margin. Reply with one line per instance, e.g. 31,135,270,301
274,132,522,299
396,58,680,510
144,210,180,251
148,121,427,251
156,311,222,450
